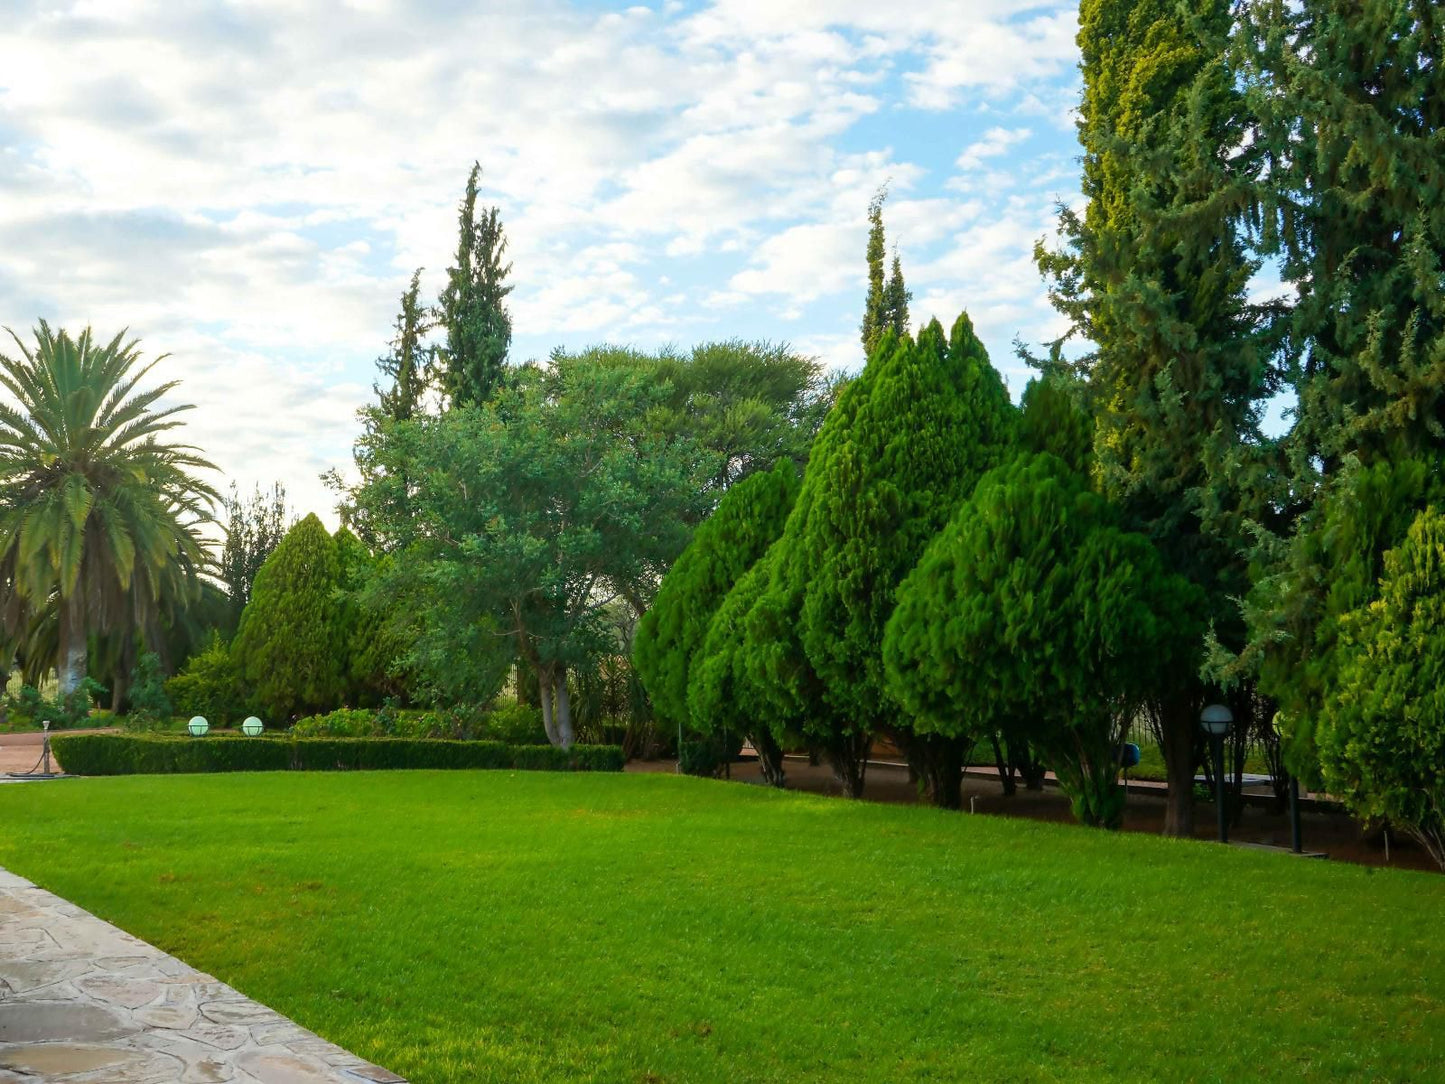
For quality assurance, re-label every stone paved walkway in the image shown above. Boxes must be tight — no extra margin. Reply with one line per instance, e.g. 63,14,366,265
0,869,406,1083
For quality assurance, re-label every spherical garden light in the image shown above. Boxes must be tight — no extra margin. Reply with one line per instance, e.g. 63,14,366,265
1200,704,1233,843
241,716,264,737
187,716,209,737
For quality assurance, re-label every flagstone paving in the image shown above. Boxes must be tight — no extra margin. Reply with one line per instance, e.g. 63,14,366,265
0,868,405,1083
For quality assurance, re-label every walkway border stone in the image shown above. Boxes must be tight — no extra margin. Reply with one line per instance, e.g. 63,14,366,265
0,867,406,1083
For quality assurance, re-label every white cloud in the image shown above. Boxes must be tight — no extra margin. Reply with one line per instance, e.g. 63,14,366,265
0,0,1084,522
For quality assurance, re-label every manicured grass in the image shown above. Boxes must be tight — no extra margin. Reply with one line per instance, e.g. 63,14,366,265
0,773,1440,1082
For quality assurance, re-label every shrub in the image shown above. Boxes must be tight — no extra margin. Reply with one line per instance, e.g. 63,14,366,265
49,733,626,776
291,708,385,738
124,653,173,730
166,637,246,723
480,698,547,745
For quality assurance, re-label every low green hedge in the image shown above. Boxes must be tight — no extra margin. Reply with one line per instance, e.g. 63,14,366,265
50,734,626,776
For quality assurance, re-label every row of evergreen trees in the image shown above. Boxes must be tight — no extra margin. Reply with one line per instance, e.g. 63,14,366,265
637,0,1445,861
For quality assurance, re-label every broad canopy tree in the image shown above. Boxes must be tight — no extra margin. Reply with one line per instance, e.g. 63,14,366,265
354,353,716,746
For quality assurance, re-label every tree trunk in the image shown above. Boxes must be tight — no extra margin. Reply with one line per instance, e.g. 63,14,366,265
826,730,871,798
1159,697,1198,838
753,727,787,788
555,669,574,749
57,597,87,700
539,672,560,746
989,731,1016,797
898,730,965,809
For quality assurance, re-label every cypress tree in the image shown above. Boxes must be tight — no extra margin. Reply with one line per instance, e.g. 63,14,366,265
689,549,789,786
884,248,911,339
1037,0,1271,835
633,460,799,736
375,269,433,423
860,188,889,359
438,163,513,408
886,453,1200,827
747,314,1016,802
231,514,345,722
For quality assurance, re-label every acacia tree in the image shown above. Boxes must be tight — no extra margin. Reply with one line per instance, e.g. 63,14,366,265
747,315,1016,802
231,514,345,722
633,460,798,738
0,323,215,695
886,453,1200,827
353,354,714,746
1037,0,1272,835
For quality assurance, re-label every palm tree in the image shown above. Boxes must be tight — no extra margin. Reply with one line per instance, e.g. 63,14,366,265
0,322,218,696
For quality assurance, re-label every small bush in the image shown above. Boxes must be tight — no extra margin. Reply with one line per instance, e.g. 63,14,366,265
50,733,626,776
481,698,547,745
291,708,384,738
166,637,247,723
124,653,173,731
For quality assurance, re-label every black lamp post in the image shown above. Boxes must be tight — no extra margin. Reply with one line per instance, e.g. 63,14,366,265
1200,704,1233,843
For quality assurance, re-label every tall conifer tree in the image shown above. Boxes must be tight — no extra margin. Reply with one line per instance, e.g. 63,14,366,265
375,269,433,423
1037,0,1271,835
860,188,889,359
438,163,513,408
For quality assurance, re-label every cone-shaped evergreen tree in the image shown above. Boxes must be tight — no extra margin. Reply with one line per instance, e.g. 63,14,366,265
884,249,910,339
633,459,798,734
231,514,344,722
689,548,788,786
746,314,1016,801
887,453,1200,827
375,269,433,423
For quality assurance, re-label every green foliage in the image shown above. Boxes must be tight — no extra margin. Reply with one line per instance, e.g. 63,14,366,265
886,454,1201,827
550,341,835,492
230,514,345,722
1,679,103,729
1239,2,1445,783
860,189,911,360
633,461,798,734
438,163,513,408
165,634,245,724
1317,507,1445,868
1037,0,1272,832
1241,0,1445,471
748,314,1017,800
1019,369,1093,475
49,733,625,775
0,322,217,694
374,268,435,423
124,652,172,729
481,699,548,746
689,551,788,785
218,482,289,630
351,352,714,744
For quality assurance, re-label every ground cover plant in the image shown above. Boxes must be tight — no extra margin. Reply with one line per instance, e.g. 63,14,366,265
0,772,1440,1083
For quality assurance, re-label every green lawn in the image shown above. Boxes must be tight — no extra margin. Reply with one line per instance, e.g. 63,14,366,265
0,773,1439,1082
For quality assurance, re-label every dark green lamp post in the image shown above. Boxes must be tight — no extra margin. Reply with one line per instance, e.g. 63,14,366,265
1200,704,1232,843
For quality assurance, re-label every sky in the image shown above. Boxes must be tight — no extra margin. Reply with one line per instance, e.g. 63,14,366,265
0,0,1087,522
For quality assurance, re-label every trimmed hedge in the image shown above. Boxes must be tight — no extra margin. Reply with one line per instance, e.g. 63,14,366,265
50,734,626,777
